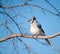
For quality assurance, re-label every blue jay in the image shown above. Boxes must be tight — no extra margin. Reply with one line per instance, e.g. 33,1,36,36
28,16,50,45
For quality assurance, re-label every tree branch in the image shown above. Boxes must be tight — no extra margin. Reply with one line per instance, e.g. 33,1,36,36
0,32,60,42
0,3,60,17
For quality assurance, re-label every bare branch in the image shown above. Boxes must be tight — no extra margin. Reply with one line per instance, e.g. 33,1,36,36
0,22,32,53
0,3,26,9
0,10,22,33
45,0,60,13
0,32,60,42
27,4,60,17
0,3,60,17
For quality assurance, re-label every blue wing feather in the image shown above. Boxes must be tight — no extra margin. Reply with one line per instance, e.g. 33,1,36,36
37,23,45,33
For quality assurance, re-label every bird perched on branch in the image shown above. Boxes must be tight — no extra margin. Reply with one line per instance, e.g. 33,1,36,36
28,16,50,45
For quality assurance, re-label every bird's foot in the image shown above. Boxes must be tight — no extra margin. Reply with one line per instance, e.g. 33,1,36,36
32,34,40,38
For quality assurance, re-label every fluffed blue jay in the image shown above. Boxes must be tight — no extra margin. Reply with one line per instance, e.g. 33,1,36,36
28,16,50,45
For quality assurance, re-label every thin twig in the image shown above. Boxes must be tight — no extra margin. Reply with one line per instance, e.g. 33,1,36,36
45,0,60,14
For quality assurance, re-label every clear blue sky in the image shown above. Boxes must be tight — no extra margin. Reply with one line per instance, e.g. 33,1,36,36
0,0,60,54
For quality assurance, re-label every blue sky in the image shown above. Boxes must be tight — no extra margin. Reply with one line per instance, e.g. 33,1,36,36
0,0,60,54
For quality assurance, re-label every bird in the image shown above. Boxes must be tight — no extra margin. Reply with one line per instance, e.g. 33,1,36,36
28,16,50,45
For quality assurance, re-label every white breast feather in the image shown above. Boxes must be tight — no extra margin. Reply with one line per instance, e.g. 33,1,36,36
30,25,40,34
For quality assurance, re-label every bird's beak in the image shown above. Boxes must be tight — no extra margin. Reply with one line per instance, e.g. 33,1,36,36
28,19,31,22
28,20,30,22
